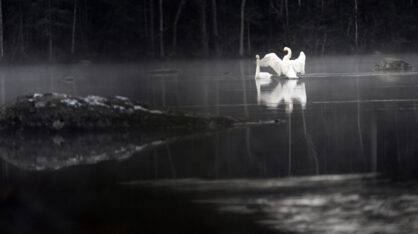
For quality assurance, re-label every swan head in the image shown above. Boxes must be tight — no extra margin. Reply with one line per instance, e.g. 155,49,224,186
255,54,260,59
283,47,290,52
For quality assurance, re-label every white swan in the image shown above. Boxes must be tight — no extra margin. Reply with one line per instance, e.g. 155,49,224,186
259,47,306,79
255,54,272,80
283,47,306,75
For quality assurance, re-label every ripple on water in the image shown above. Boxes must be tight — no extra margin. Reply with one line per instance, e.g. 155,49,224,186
131,174,418,234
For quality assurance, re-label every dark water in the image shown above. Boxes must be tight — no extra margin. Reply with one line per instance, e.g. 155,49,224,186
1,55,418,233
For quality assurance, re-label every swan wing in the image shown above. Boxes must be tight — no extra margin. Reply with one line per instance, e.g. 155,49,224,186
259,53,283,76
289,51,306,74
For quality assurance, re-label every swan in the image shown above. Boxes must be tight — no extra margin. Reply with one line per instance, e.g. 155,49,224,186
259,47,306,79
283,47,306,75
255,54,272,80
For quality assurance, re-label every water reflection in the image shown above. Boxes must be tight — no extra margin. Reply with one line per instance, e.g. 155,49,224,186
1,59,418,234
256,79,307,113
0,132,178,171
132,174,418,234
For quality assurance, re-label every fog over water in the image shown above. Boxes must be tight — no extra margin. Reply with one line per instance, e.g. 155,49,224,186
1,54,418,233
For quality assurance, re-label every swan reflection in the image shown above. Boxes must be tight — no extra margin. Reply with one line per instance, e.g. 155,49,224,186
256,79,307,113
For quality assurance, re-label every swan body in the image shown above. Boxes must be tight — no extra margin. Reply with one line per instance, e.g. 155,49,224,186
260,47,306,79
255,54,273,80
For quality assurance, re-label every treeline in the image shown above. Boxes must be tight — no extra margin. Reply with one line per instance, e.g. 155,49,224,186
0,0,417,62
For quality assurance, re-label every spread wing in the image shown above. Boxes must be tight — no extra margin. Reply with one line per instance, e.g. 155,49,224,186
259,53,283,76
289,51,306,74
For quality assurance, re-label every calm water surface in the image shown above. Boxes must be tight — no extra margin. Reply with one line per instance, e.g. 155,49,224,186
1,55,418,233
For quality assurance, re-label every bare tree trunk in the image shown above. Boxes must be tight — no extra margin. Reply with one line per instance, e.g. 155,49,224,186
211,0,220,56
201,0,209,57
239,0,246,56
0,0,3,59
18,1,25,57
285,0,289,30
268,0,273,48
246,17,251,55
298,0,301,6
354,0,358,51
71,0,77,54
172,0,186,56
48,0,53,61
159,0,164,57
280,0,284,16
82,0,90,55
144,0,148,37
284,0,290,45
150,0,155,57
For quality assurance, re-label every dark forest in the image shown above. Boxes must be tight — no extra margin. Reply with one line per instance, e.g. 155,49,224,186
0,0,417,62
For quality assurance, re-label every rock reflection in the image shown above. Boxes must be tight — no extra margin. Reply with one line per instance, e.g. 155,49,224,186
0,132,174,171
256,79,307,113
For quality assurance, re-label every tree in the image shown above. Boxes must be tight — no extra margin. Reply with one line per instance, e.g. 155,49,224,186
159,0,164,57
354,0,358,50
211,0,220,56
200,0,209,57
48,0,53,61
143,0,148,37
150,0,155,57
285,0,290,44
239,0,246,56
171,0,186,56
246,17,251,55
0,0,3,59
71,0,77,54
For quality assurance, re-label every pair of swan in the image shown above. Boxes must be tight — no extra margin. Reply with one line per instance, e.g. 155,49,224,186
255,47,306,79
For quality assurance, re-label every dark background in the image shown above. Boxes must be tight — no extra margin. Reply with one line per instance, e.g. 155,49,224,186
1,0,417,62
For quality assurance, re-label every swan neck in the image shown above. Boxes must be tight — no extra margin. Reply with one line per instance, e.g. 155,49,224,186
284,49,292,60
255,59,260,76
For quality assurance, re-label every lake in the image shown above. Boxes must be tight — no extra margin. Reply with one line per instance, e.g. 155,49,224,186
1,54,418,233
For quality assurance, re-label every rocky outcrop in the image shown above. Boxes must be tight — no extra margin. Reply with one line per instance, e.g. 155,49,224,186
0,93,244,131
374,58,414,71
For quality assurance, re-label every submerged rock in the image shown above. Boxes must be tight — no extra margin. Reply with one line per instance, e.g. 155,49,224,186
0,93,245,131
374,58,414,71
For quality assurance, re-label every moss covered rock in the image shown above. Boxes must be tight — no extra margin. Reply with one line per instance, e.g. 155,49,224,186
0,93,244,131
